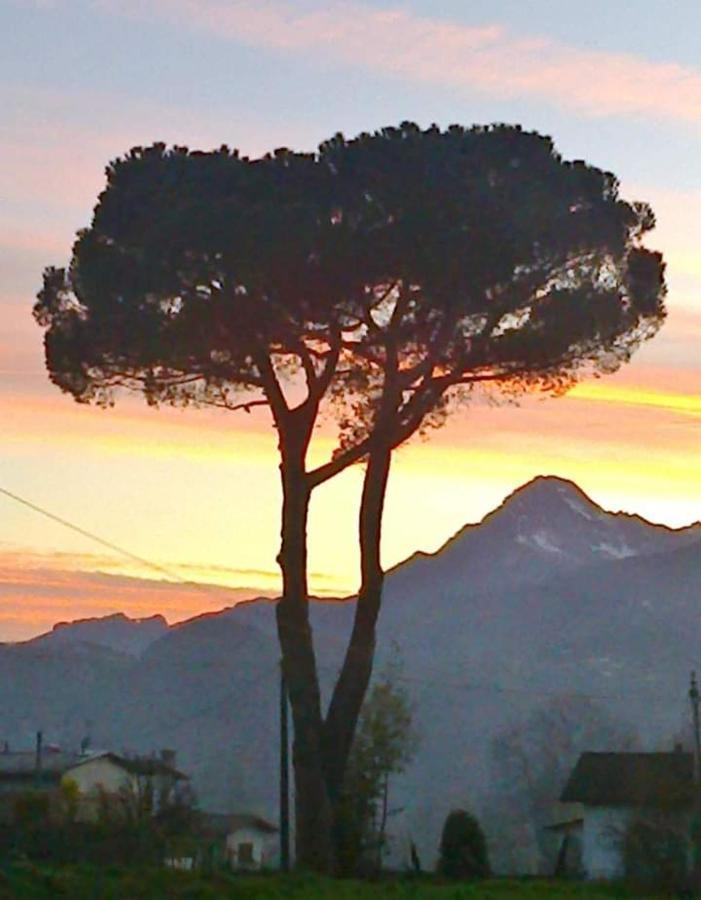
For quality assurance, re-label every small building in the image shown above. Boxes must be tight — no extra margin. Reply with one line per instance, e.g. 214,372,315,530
0,747,80,823
200,812,279,870
558,750,695,880
63,750,188,822
0,742,187,825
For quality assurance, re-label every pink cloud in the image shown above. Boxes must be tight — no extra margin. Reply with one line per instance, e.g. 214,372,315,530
0,84,320,216
0,563,261,640
108,0,701,126
0,547,349,639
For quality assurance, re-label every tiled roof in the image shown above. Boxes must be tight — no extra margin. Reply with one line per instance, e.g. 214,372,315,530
0,751,81,781
561,751,695,807
67,752,187,780
200,811,278,836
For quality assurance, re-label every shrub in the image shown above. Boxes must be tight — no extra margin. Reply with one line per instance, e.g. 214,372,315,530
438,809,490,879
623,812,688,888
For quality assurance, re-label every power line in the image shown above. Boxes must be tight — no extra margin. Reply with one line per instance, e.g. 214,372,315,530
0,486,186,584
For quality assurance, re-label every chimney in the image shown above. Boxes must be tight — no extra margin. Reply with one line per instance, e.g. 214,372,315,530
160,748,176,769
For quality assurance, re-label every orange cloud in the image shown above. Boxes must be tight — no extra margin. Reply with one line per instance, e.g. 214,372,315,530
106,0,701,126
0,542,352,639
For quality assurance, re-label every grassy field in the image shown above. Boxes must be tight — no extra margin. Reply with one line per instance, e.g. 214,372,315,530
0,866,669,900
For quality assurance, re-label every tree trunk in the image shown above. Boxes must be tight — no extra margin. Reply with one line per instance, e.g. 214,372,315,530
275,424,334,872
323,445,392,808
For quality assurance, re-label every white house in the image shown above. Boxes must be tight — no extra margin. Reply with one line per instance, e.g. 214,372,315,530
556,750,694,880
62,750,188,822
200,812,278,870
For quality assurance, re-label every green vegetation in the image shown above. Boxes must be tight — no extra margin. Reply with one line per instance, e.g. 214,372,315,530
337,654,418,875
0,866,669,900
438,810,490,880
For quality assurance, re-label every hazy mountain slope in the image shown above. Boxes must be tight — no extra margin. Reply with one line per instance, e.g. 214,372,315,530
3,475,700,866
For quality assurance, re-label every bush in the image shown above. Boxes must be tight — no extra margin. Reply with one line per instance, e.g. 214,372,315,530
623,813,688,888
438,809,490,879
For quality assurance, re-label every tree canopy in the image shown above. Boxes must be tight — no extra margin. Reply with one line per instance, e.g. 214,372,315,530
438,809,491,879
36,122,665,451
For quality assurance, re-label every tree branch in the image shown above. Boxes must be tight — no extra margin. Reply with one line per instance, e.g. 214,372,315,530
313,331,341,399
213,397,270,414
253,348,289,425
307,437,372,488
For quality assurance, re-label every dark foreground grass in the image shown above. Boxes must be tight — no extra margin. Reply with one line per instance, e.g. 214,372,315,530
0,865,672,899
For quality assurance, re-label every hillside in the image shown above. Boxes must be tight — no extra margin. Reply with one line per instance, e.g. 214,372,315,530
2,475,700,867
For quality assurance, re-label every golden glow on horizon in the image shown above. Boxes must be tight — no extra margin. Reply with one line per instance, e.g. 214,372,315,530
569,382,701,416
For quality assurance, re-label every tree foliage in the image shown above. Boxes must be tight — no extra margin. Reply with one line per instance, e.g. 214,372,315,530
36,122,665,432
488,695,637,873
335,654,417,874
623,812,689,888
438,809,490,879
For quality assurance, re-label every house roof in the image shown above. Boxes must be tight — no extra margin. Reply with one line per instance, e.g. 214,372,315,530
200,812,278,836
561,751,695,808
0,751,82,783
66,752,188,781
544,802,584,832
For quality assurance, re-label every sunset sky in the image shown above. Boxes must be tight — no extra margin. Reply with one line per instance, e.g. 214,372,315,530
2,0,701,640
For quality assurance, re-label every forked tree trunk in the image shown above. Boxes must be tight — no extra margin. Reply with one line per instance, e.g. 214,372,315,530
322,445,392,810
275,418,392,872
275,429,334,872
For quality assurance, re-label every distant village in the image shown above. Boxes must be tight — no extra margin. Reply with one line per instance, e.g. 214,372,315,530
3,703,701,886
0,733,278,871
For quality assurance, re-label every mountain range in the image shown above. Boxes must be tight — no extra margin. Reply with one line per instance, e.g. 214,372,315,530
2,475,700,865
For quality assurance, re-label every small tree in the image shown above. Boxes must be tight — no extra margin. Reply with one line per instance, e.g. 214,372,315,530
58,777,80,824
439,809,490,879
488,694,637,872
336,654,417,874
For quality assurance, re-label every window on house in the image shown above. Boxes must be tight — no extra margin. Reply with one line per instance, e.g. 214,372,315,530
238,842,254,865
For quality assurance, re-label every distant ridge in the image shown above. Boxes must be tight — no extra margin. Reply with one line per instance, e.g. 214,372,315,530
27,611,169,657
3,473,701,868
20,474,701,649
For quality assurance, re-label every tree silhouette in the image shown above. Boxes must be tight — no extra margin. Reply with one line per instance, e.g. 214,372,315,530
34,122,666,871
488,694,638,871
439,809,491,879
335,652,417,874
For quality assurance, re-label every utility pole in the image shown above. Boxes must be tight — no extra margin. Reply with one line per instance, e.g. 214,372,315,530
691,671,700,786
280,659,290,871
34,730,43,785
689,672,701,885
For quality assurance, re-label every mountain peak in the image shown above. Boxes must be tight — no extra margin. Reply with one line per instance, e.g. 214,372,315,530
498,475,603,521
508,474,597,503
30,612,169,657
390,474,701,595
51,612,167,633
